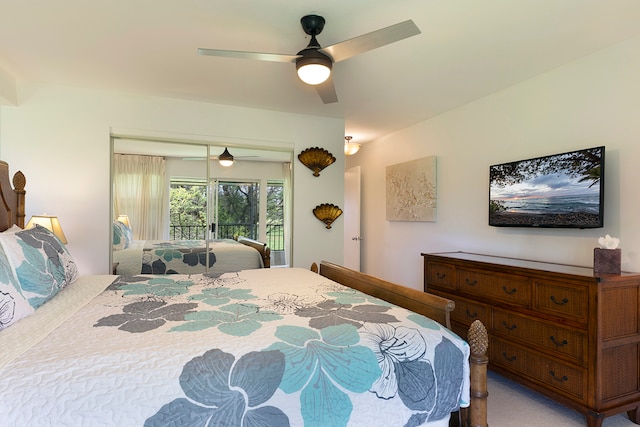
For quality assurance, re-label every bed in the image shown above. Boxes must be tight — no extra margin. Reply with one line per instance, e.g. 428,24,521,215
0,161,488,427
113,220,271,275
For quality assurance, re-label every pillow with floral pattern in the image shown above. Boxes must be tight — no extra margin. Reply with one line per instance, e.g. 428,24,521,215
113,220,132,250
0,240,35,330
0,225,79,310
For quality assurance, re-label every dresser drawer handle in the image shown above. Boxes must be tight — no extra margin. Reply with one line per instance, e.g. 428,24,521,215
550,336,568,347
502,321,517,331
464,278,478,286
549,370,568,383
465,309,478,319
502,286,517,295
436,272,447,280
502,352,517,362
550,296,569,305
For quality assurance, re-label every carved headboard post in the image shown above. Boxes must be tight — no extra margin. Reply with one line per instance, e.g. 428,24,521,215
13,170,26,228
0,161,27,231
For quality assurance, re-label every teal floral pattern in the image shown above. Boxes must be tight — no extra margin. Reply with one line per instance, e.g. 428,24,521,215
0,242,34,330
295,299,399,329
268,324,381,426
112,221,131,250
141,240,216,274
145,349,289,427
170,303,282,335
110,276,195,297
84,270,468,426
94,299,198,333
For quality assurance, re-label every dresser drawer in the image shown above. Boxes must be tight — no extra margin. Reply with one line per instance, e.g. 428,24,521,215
426,262,456,291
491,309,586,364
491,337,586,401
450,297,490,327
534,280,588,322
458,268,531,308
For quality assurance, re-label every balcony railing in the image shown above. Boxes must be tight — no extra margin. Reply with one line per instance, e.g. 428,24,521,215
170,225,207,240
170,223,284,251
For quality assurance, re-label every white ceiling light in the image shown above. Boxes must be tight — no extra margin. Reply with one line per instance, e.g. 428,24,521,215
344,136,361,156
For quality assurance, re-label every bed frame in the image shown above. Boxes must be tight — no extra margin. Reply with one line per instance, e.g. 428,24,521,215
315,261,489,427
0,161,26,231
236,235,271,268
0,162,486,426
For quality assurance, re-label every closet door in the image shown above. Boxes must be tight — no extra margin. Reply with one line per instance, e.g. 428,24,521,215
112,139,208,273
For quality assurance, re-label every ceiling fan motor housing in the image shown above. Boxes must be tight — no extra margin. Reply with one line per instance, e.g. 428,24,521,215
296,49,332,70
296,15,332,85
300,15,325,36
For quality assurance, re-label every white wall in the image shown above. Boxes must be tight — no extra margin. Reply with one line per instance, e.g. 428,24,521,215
347,35,640,290
0,83,345,274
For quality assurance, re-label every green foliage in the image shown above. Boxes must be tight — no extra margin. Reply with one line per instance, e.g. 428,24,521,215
267,183,283,224
490,148,602,188
489,200,506,214
170,185,207,227
169,180,285,251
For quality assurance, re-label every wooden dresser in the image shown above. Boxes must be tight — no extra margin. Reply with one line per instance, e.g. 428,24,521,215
422,251,640,427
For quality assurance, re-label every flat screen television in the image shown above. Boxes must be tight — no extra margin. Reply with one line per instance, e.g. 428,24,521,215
489,146,604,228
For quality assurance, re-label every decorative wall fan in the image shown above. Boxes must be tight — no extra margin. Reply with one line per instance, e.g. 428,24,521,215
198,15,420,104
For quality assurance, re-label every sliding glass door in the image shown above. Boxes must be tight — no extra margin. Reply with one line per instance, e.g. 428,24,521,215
210,180,260,241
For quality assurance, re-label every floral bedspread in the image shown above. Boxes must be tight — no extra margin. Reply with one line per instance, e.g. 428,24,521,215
0,268,469,427
113,238,264,275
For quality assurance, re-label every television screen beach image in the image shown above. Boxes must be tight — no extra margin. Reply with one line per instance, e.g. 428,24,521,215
489,146,604,228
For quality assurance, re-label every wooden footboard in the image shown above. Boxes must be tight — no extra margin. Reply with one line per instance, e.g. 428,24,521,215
236,236,271,268
314,261,488,427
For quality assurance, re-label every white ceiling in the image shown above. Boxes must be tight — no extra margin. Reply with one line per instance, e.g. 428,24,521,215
1,0,640,144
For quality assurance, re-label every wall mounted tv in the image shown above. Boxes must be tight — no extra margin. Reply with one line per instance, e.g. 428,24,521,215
489,146,604,228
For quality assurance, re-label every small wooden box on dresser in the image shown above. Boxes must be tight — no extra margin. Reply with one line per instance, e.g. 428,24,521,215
422,251,640,427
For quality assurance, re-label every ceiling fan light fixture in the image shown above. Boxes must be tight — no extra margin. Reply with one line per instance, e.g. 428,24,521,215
296,51,332,85
218,147,234,167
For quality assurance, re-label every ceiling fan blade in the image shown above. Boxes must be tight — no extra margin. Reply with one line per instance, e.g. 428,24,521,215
315,77,338,104
321,20,420,63
198,48,299,63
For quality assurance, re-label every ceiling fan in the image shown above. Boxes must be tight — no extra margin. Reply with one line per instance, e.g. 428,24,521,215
198,15,421,104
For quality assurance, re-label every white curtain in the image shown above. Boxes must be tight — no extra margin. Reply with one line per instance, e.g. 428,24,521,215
282,162,292,267
113,154,167,240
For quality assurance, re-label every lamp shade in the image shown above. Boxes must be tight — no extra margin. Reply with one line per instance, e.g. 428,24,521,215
26,214,68,244
116,214,131,228
218,147,234,167
344,136,361,156
344,143,361,156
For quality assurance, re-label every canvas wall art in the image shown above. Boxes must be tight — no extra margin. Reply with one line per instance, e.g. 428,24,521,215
386,156,437,222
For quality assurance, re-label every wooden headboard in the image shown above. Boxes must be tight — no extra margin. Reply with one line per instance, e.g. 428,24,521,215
0,161,26,232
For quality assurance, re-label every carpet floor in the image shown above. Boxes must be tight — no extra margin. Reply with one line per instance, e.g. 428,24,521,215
487,371,637,426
